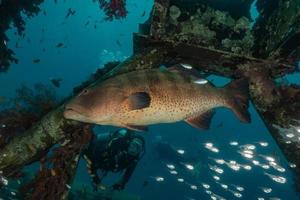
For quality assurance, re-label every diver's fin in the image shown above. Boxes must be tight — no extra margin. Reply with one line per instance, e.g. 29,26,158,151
123,124,148,132
224,79,251,123
126,92,151,110
185,110,215,129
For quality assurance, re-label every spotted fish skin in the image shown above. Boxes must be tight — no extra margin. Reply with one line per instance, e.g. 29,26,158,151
64,68,250,130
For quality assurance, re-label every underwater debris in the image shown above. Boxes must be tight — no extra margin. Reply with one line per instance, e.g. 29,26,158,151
97,0,127,21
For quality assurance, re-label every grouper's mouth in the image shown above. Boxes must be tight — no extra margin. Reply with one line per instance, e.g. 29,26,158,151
63,105,85,120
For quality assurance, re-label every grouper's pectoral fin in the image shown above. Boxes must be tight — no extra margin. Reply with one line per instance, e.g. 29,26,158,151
122,124,148,132
123,92,151,110
185,110,215,130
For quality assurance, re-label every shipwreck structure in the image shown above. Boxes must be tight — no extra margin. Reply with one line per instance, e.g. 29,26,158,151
0,0,300,199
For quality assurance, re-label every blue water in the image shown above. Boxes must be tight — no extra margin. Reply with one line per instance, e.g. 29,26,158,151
1,1,300,200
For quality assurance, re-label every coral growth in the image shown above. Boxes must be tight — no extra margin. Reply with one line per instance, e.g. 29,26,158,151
98,0,127,20
166,5,254,55
0,83,60,148
21,125,92,200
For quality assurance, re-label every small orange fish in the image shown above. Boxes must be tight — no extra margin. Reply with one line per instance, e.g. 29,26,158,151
64,67,250,131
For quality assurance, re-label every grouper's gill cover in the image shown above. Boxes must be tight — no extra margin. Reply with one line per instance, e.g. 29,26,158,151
63,68,251,131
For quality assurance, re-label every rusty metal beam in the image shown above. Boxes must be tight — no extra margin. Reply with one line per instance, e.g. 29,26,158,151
134,34,297,78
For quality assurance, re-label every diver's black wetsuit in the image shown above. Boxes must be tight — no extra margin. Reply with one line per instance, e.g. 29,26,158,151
83,129,145,191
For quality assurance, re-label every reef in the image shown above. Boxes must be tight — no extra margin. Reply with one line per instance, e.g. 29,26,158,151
97,0,127,21
21,125,92,200
1,0,300,198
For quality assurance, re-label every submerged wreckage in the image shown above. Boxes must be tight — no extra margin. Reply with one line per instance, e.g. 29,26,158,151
0,0,300,199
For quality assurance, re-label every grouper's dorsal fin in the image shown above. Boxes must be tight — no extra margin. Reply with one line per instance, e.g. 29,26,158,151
124,92,151,110
185,110,215,130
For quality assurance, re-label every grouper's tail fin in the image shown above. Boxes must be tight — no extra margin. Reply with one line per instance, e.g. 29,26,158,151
224,79,251,123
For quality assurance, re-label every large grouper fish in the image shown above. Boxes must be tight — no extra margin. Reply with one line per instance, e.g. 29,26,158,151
64,66,251,131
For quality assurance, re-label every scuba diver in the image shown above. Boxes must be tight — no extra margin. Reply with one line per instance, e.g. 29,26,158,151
82,129,145,191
